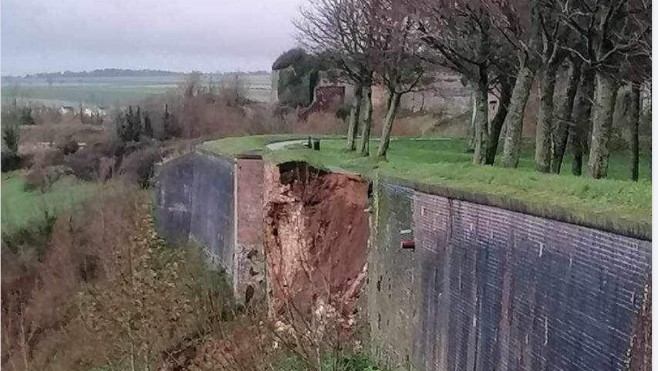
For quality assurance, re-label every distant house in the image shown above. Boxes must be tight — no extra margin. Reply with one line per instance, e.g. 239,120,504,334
272,66,473,119
60,106,75,115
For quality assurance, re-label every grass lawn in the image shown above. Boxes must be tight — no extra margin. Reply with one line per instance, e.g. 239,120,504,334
1,172,98,235
205,135,650,237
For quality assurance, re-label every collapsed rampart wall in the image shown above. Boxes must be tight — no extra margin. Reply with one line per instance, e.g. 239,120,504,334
263,162,370,322
155,150,651,370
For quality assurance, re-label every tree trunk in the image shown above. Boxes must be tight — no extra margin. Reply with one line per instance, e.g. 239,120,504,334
485,78,512,165
570,66,595,176
346,83,363,151
629,81,640,181
467,91,477,153
587,72,619,179
535,63,558,173
385,90,394,113
359,83,374,157
550,57,581,174
501,63,535,168
472,68,489,165
377,92,402,159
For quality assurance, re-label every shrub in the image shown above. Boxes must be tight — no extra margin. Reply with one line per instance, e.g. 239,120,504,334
65,148,101,181
118,146,161,188
20,106,36,126
33,148,65,168
2,123,19,154
64,137,125,181
24,166,73,192
1,151,20,172
24,166,50,192
272,48,309,71
59,139,80,155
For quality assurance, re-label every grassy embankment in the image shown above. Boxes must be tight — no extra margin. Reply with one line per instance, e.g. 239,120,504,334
203,135,651,238
1,172,97,235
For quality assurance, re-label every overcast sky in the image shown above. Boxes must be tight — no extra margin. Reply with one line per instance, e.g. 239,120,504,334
1,0,304,75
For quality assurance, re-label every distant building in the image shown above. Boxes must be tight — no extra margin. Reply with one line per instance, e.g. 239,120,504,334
60,106,75,115
272,66,474,120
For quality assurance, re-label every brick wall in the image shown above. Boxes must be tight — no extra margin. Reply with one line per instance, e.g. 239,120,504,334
234,157,266,305
369,181,651,371
299,85,345,121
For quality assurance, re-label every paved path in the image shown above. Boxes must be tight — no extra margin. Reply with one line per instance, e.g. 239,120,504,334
265,139,309,150
265,137,451,151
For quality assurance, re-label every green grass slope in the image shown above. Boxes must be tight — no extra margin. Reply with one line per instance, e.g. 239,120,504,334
1,172,98,235
204,136,651,239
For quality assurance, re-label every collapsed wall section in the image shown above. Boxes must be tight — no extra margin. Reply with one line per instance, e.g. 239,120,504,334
369,180,652,371
263,161,370,322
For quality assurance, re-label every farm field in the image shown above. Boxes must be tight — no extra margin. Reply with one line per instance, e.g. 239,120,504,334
1,73,272,108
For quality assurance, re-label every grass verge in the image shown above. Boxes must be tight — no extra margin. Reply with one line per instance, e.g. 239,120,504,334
239,137,650,239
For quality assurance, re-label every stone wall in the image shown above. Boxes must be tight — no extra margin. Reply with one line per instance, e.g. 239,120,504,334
155,151,266,305
368,180,652,371
156,153,651,370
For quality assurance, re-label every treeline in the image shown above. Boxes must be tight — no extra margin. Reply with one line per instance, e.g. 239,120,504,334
23,69,181,79
295,0,651,180
14,69,271,80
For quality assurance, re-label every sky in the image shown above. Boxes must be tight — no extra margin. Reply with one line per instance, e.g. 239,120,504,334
1,0,304,75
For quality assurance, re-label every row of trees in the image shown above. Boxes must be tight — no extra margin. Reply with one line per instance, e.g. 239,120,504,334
296,0,651,179
115,106,155,143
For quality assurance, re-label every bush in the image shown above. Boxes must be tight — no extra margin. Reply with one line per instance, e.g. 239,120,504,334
2,123,19,154
272,48,309,71
1,151,20,172
21,106,36,126
24,167,50,192
64,137,125,181
24,166,73,192
118,147,161,188
59,139,80,155
65,148,101,181
33,148,65,169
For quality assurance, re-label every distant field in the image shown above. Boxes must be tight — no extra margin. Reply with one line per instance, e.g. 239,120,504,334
1,172,97,234
1,73,272,108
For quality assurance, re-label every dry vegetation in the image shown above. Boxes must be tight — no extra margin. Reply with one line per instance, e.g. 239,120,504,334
1,183,378,370
2,75,385,371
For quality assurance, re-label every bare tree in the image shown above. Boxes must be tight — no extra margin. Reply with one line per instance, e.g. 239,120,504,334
374,3,431,159
485,63,515,165
295,0,381,154
416,0,504,165
533,0,569,173
495,0,542,168
559,0,650,178
550,54,582,173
